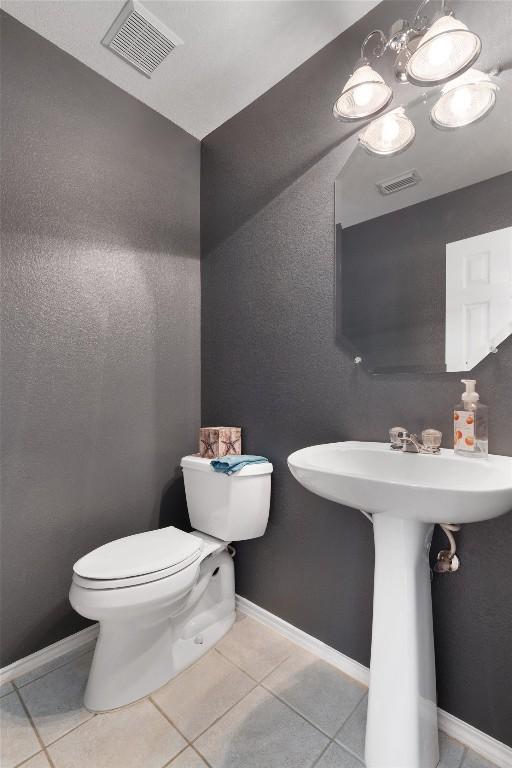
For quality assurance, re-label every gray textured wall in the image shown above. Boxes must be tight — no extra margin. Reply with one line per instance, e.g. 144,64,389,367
1,13,200,665
341,172,512,372
201,0,512,746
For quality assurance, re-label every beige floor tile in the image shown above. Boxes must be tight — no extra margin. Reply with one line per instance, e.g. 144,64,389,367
0,691,41,768
18,651,94,745
194,686,328,768
264,648,366,736
335,693,367,757
462,749,499,768
0,681,15,697
314,742,363,768
439,732,466,768
215,616,293,680
18,752,52,767
48,699,186,768
168,746,208,767
14,642,97,688
152,650,255,740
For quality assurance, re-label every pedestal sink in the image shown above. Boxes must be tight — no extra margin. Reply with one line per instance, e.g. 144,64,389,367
288,442,512,768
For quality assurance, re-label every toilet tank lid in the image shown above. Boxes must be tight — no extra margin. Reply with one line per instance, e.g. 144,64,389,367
181,455,273,475
73,526,202,580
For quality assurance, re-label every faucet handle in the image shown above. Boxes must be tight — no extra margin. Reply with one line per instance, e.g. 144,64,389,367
421,428,442,451
389,426,408,449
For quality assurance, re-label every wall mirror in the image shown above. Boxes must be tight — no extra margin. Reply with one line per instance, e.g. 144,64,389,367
335,79,512,373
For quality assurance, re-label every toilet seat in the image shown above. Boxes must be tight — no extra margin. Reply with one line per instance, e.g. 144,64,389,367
73,526,203,590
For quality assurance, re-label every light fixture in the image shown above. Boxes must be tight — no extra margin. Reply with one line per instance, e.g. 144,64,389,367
333,0,482,116
430,69,498,129
333,61,392,121
358,108,415,157
406,14,481,86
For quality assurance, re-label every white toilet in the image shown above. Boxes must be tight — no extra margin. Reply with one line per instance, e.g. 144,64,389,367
69,455,272,712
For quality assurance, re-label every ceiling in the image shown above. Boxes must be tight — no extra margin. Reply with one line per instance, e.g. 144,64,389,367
3,0,379,139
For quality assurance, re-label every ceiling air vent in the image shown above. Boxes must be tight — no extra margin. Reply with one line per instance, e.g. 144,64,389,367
377,170,421,196
102,0,183,78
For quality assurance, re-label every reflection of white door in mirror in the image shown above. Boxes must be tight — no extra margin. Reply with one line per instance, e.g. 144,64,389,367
445,227,512,371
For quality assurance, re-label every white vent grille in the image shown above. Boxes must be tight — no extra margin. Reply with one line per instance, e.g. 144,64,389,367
102,0,183,78
377,170,421,196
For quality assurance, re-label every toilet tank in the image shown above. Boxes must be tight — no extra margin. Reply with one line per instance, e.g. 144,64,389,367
181,456,273,541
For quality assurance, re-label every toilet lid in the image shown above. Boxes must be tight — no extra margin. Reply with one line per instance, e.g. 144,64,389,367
73,526,202,581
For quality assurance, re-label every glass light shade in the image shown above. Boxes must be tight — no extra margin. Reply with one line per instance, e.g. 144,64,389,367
333,64,392,121
358,107,415,156
431,69,498,129
406,14,481,86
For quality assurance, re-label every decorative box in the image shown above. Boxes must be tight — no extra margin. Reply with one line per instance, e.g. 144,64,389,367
199,427,242,459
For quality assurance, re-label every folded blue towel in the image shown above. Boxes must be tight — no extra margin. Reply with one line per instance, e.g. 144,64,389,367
210,455,268,475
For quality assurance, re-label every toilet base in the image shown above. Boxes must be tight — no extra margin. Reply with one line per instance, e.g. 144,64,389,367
83,549,235,712
86,612,235,712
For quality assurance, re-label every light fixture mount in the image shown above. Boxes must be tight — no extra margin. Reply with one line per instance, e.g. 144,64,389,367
337,0,481,94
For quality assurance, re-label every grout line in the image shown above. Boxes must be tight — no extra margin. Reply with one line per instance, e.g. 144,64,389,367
189,742,214,768
212,646,262,683
150,695,214,768
257,652,296,684
13,688,46,751
149,696,191,746
259,682,334,739
189,683,259,743
459,747,468,768
15,754,56,768
330,738,366,766
14,751,46,768
331,691,367,744
161,743,191,767
12,688,55,768
12,646,96,691
42,713,97,749
213,644,294,686
43,748,56,768
309,739,335,768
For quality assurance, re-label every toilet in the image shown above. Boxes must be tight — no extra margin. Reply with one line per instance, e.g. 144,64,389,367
69,455,273,712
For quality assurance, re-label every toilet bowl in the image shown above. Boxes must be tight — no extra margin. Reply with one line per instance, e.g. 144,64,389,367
69,455,272,711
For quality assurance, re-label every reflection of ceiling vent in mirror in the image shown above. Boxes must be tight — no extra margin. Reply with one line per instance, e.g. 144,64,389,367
102,0,183,78
377,170,421,196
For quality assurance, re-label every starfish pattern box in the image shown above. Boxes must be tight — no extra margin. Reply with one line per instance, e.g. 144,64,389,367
199,427,242,458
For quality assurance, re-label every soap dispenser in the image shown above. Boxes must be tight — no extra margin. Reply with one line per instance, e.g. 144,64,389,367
454,379,488,457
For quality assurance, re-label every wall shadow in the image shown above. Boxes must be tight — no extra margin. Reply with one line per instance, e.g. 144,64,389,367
158,475,192,532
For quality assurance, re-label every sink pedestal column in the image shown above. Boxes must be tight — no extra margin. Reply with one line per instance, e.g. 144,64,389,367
365,514,439,768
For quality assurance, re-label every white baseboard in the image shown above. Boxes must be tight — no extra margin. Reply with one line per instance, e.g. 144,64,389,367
0,624,99,686
236,595,512,768
236,594,370,687
436,709,512,768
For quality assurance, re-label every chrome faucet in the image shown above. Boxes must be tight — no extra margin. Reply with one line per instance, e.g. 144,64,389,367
389,427,442,454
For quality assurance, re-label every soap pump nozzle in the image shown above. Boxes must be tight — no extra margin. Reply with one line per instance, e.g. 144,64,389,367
461,379,479,405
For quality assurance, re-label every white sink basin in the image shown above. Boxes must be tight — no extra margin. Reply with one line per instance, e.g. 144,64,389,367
288,441,512,523
288,441,512,768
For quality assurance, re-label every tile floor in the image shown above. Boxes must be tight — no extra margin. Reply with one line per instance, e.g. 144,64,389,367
0,614,501,768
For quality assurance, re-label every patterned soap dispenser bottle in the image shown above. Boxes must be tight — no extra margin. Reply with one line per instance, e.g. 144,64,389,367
453,379,488,458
